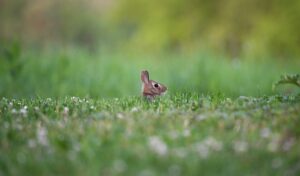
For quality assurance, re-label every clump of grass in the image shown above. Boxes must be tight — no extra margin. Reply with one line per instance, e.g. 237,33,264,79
273,74,300,89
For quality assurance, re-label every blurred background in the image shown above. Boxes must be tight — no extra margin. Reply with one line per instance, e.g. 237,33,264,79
0,0,299,98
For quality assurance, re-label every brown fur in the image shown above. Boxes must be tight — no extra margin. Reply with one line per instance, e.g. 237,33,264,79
141,70,167,100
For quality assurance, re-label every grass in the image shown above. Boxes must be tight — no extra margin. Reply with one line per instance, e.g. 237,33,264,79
1,44,300,175
0,94,300,176
1,45,299,98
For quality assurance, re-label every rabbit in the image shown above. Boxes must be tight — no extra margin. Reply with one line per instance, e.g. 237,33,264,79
141,70,167,100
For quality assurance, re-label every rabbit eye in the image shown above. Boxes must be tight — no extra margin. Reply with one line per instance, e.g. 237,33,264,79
154,83,159,88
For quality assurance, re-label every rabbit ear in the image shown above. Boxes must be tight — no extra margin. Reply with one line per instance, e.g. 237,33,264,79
141,70,150,84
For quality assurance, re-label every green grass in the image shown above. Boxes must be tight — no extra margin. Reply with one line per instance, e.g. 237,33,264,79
1,46,299,98
0,94,300,176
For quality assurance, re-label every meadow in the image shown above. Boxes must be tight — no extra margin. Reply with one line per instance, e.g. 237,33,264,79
1,45,299,98
1,44,300,175
0,94,300,175
1,0,300,175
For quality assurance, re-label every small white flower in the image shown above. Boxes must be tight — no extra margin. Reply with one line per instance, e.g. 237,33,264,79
63,107,69,116
131,107,139,112
37,126,48,146
8,102,13,108
183,119,189,127
238,96,249,100
11,108,17,114
233,141,248,153
28,139,36,148
148,136,168,156
90,105,95,110
194,143,209,158
196,115,206,121
203,137,223,151
182,129,190,137
20,106,28,117
71,96,79,102
260,128,271,138
116,113,124,119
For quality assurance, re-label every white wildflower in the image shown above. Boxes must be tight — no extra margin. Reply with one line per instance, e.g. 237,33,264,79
203,137,223,151
260,128,271,138
71,96,79,102
148,136,168,156
28,139,37,148
116,113,124,119
11,108,17,114
63,107,69,116
233,141,248,153
196,115,206,121
36,126,48,146
183,129,191,137
20,106,28,117
8,102,13,108
238,96,249,100
131,107,139,112
90,105,95,110
183,119,189,127
194,143,209,158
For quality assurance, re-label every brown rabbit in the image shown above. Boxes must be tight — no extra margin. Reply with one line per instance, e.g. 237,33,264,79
141,70,167,100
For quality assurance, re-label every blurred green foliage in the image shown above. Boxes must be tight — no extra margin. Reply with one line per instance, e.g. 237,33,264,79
1,0,300,98
1,0,300,58
273,74,300,89
0,45,299,98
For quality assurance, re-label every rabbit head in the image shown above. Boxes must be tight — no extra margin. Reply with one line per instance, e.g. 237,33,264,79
141,70,167,100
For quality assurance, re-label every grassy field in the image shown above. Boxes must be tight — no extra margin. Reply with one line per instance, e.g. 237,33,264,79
0,94,300,175
1,46,299,98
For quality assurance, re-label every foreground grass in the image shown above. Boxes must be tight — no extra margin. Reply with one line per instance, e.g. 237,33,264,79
0,94,300,176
